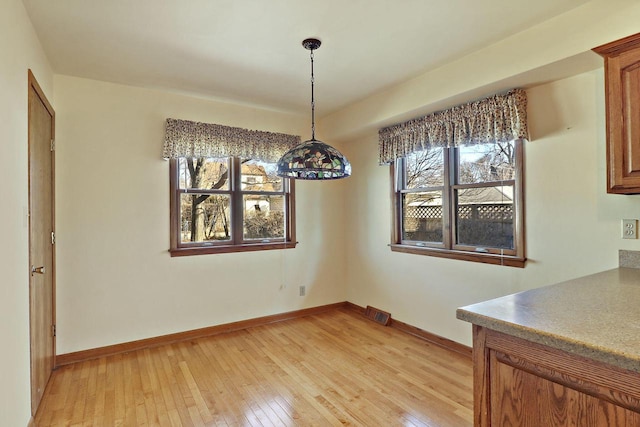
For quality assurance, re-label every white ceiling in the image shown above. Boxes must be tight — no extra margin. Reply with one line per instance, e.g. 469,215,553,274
23,0,589,116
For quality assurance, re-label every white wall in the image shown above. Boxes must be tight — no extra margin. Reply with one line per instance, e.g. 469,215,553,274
343,70,640,346
0,0,54,425
53,75,349,354
322,0,640,142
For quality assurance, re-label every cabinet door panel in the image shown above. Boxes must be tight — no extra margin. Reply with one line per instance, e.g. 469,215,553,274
621,58,640,177
491,354,640,426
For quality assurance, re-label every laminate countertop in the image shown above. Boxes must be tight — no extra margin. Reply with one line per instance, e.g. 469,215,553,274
456,267,640,373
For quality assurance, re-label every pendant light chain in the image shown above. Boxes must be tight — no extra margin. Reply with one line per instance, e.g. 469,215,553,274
275,38,351,180
310,47,316,141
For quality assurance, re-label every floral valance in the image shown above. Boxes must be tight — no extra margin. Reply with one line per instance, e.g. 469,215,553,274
378,88,528,165
162,118,301,163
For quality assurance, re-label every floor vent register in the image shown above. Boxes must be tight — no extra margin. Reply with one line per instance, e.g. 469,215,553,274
364,306,391,326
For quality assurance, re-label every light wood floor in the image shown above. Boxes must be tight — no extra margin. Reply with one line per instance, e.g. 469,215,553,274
35,308,473,426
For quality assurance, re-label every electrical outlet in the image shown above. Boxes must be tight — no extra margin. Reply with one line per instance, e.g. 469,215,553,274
299,285,306,296
622,219,637,239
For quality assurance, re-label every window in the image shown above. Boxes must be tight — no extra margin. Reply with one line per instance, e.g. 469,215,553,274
169,156,295,256
391,140,524,267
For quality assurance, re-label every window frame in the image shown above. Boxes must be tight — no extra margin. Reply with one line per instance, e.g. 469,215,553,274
169,156,296,257
390,140,525,267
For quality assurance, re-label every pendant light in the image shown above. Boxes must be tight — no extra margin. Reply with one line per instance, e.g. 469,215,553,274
277,38,351,180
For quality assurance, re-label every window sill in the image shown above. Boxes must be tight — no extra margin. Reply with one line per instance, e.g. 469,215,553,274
389,244,526,268
170,241,298,257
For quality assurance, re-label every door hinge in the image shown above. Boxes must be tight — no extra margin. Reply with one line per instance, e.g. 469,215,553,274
52,324,56,337
51,231,55,245
50,139,55,151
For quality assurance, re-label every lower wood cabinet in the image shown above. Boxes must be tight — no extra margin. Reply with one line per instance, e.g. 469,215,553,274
472,326,640,426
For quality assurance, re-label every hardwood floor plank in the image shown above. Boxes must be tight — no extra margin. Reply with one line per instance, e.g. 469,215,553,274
91,358,108,426
227,334,310,425
150,347,184,427
121,353,139,426
267,325,391,424
35,309,472,426
218,340,288,426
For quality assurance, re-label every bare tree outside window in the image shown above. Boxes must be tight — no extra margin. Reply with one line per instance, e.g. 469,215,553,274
405,147,444,188
241,160,285,240
456,142,515,249
402,148,445,243
179,158,231,242
458,141,515,184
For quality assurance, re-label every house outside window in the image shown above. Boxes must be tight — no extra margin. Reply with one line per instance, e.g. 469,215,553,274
391,140,525,267
169,156,295,256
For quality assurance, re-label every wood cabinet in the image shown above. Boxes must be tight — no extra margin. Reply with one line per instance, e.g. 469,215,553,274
472,326,640,426
594,33,640,194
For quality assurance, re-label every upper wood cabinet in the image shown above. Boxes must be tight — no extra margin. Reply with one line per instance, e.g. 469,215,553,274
594,33,640,194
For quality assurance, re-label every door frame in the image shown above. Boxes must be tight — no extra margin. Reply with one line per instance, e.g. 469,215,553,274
27,69,56,414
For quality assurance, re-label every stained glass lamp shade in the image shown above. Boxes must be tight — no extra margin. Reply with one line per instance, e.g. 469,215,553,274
277,38,351,180
277,140,351,179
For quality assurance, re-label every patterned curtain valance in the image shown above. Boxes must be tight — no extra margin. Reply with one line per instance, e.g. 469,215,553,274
162,118,301,163
378,88,528,165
